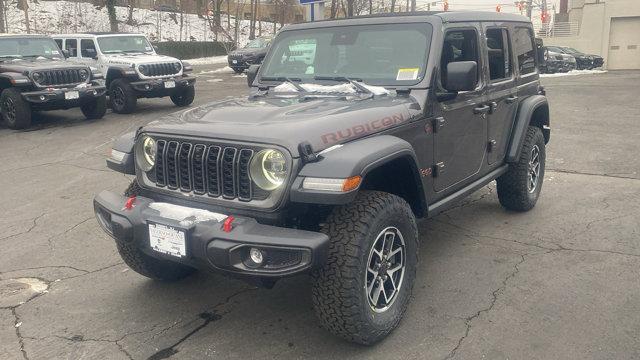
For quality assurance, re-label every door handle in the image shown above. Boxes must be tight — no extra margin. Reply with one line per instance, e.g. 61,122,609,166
473,105,491,114
506,95,519,104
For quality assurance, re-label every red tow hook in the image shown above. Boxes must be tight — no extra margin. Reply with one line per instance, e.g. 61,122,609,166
123,196,136,210
222,216,235,233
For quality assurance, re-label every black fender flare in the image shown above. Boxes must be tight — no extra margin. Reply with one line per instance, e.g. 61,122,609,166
506,95,550,163
0,72,31,89
105,65,137,87
290,135,426,213
106,131,136,175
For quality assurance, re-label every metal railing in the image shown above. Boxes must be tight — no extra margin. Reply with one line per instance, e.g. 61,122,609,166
534,22,581,38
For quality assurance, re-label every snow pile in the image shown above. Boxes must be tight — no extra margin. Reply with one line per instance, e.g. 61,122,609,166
5,0,278,47
187,56,228,65
541,69,608,78
274,82,390,95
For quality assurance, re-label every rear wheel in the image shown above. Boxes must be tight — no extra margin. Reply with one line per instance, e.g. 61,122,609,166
497,126,546,211
170,86,195,107
312,191,418,345
81,95,107,120
109,79,137,114
1,88,32,130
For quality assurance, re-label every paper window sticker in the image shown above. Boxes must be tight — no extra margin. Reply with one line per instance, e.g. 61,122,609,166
396,68,420,81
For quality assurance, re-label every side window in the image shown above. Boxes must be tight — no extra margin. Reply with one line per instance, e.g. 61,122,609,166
486,28,511,81
54,39,62,49
81,39,97,58
65,39,78,57
441,29,480,88
514,27,536,75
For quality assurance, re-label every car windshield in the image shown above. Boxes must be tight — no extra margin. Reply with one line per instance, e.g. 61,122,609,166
97,36,154,54
245,38,270,49
565,47,581,54
0,37,63,59
260,23,433,86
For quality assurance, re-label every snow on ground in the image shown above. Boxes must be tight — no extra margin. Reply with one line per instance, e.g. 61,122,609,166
540,69,608,78
5,0,278,47
187,56,228,65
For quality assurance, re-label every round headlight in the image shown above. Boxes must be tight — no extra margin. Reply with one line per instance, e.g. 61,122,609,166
135,136,156,171
79,69,89,80
32,72,42,82
139,65,146,73
173,62,182,71
250,149,287,191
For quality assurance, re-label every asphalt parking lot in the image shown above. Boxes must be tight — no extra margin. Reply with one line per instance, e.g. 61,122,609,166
1,67,639,360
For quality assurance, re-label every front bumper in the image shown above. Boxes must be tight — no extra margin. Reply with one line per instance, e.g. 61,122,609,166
21,83,107,107
93,191,329,278
130,76,196,97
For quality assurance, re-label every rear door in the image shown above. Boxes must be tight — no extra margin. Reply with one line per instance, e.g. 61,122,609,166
482,25,518,165
434,24,488,192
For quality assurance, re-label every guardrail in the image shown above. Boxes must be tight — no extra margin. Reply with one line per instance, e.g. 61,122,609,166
534,22,580,37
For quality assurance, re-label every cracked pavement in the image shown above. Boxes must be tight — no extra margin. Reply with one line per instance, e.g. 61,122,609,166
1,69,639,359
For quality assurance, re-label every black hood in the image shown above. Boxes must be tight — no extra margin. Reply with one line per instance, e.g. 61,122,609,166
1,58,88,73
143,94,422,157
229,47,267,56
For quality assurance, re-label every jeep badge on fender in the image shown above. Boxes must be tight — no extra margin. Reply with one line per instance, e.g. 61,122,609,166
94,11,550,345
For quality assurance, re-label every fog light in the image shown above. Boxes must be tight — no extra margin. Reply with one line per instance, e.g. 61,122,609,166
144,84,151,90
39,95,46,101
250,248,264,264
92,90,97,95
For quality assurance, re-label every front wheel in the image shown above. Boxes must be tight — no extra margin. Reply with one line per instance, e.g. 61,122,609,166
497,126,546,211
312,191,418,345
81,95,107,120
109,79,137,114
1,88,32,130
170,86,195,107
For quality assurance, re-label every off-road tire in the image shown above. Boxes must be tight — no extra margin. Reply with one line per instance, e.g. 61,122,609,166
1,88,32,130
81,95,107,120
109,79,137,114
170,86,195,107
116,179,195,281
312,191,419,345
497,126,546,211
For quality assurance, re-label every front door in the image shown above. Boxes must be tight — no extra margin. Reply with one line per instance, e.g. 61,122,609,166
434,25,488,192
483,26,518,165
79,39,99,67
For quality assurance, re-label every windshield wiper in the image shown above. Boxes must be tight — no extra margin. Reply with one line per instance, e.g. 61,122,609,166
313,75,374,96
261,76,306,92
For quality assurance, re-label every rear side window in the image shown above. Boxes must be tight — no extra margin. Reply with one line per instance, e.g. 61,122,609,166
486,28,511,81
514,27,536,75
441,29,480,87
65,39,77,57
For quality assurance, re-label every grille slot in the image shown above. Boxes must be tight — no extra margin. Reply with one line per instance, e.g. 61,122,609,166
36,68,85,87
153,140,258,202
139,63,180,77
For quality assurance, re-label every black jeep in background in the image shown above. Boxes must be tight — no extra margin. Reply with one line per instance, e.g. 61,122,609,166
0,35,107,130
97,12,550,345
227,36,272,73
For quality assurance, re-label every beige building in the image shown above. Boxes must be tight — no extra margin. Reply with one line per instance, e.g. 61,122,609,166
545,0,640,69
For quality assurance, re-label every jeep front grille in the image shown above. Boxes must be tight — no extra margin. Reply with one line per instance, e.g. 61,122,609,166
154,140,255,201
35,69,86,87
139,63,180,77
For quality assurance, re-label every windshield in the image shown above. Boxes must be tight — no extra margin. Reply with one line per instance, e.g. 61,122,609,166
260,23,433,86
0,37,63,59
245,38,270,49
565,47,581,54
97,36,154,54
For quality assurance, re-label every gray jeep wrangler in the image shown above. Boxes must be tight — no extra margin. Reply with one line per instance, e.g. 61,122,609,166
0,35,107,130
95,12,550,344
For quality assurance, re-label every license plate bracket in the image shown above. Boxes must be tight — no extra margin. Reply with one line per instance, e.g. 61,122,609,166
148,221,187,258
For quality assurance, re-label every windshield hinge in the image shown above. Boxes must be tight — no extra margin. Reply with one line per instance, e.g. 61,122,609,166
298,141,319,164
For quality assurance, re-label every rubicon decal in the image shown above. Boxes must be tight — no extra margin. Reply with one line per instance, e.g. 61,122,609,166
321,114,406,144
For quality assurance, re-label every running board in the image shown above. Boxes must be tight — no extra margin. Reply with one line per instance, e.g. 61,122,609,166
427,165,509,217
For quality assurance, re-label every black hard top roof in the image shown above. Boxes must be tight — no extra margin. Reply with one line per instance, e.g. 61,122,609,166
284,11,530,30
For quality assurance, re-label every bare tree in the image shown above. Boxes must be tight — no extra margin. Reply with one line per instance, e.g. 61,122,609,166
106,0,118,32
17,0,29,33
410,0,415,12
127,0,134,25
0,0,6,33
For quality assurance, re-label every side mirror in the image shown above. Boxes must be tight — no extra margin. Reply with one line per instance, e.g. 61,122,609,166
444,61,478,92
61,49,70,58
247,64,260,87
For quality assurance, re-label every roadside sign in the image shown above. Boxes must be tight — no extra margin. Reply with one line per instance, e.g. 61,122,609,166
300,0,323,4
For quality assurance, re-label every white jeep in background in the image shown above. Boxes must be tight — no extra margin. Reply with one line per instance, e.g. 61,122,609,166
53,33,196,114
